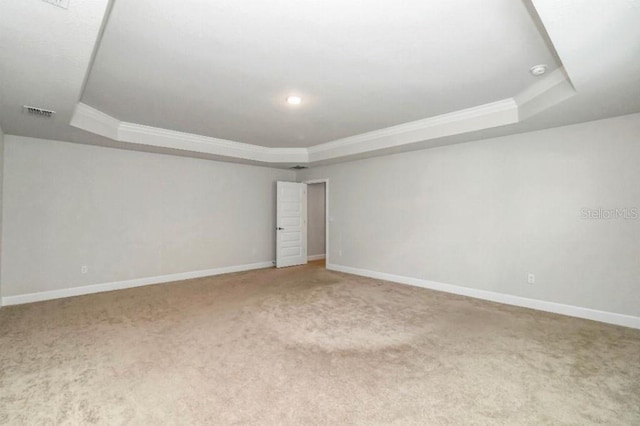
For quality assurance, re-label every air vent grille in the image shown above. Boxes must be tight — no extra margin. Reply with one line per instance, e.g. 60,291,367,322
24,106,56,118
290,165,308,170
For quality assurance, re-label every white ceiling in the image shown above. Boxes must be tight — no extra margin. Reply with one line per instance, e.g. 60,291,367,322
0,0,110,141
1,0,639,167
82,0,559,148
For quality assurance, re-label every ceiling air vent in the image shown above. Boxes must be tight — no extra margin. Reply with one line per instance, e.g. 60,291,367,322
290,165,308,170
23,106,56,118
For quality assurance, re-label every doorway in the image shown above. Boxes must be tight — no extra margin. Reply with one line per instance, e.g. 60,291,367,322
275,179,329,268
304,179,328,268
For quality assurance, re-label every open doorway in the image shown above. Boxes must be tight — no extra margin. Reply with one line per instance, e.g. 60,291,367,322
304,179,328,268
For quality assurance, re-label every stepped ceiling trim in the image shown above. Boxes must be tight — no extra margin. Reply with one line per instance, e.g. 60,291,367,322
70,68,575,165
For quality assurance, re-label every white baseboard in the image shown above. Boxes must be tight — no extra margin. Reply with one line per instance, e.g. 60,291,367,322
1,261,274,306
327,263,640,330
307,254,326,261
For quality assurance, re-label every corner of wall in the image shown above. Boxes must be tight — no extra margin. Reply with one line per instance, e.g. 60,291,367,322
0,126,5,304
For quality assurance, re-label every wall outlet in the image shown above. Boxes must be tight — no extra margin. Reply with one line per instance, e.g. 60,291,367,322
527,273,535,284
81,266,88,274
338,249,343,256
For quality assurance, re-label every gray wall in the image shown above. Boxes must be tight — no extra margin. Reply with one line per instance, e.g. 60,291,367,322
297,113,640,317
307,183,326,257
0,126,3,298
1,136,294,297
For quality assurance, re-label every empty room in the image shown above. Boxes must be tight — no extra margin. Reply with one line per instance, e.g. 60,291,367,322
1,0,639,424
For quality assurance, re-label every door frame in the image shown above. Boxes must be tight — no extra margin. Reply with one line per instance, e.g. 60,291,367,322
303,178,329,266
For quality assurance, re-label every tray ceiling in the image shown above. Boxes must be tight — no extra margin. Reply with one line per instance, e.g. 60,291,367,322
1,0,639,167
81,0,560,148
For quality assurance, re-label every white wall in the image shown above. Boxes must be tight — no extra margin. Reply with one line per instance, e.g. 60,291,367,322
297,113,640,319
307,183,326,257
1,136,294,298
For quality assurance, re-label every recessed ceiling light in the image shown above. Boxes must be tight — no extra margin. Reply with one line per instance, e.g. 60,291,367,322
529,64,547,76
286,96,302,105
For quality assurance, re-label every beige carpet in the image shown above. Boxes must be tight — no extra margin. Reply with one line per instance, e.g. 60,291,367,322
1,261,639,425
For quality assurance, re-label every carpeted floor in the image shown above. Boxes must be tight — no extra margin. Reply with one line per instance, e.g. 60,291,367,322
1,261,639,425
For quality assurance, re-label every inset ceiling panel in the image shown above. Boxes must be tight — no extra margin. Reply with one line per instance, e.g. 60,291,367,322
81,0,561,148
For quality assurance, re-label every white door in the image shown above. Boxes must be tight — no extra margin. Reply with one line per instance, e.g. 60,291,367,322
276,181,307,268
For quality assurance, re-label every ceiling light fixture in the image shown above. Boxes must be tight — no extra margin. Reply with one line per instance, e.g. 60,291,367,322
286,96,302,105
529,64,547,76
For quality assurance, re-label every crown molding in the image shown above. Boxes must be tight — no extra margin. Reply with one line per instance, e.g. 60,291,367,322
71,103,308,164
307,98,519,162
70,102,120,140
70,67,575,165
117,122,308,163
515,67,576,121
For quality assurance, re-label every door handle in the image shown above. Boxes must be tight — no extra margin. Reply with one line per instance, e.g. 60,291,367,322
277,227,284,230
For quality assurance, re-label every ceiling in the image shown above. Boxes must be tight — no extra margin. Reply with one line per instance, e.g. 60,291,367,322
1,0,639,167
82,0,559,148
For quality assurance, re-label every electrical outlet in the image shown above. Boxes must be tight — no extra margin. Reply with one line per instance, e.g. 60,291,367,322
338,249,342,256
528,273,535,284
81,266,88,274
